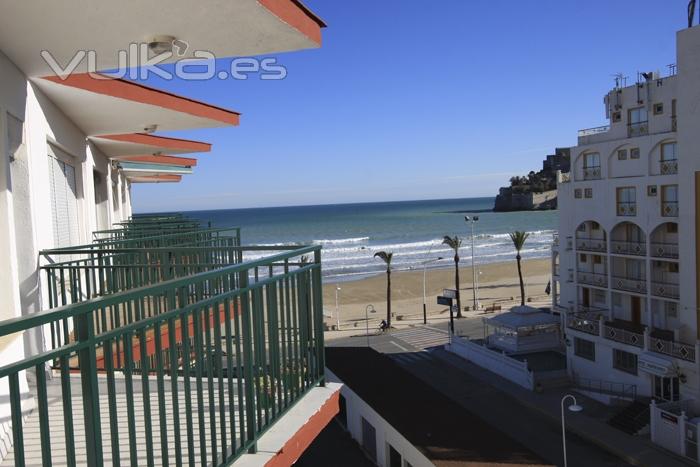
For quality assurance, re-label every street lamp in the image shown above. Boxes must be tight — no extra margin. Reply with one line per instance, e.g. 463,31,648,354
335,285,341,331
365,304,376,347
561,394,583,467
421,256,443,324
465,216,480,310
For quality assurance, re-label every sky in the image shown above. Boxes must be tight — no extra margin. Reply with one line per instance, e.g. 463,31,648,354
132,0,688,212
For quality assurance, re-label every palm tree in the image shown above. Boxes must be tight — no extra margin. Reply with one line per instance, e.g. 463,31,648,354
442,236,463,318
509,231,530,306
374,251,393,328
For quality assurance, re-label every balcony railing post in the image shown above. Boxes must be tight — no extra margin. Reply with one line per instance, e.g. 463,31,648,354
239,269,257,453
75,310,104,466
313,249,325,386
598,316,604,337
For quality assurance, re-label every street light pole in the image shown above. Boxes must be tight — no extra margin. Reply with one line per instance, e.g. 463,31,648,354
560,394,583,467
465,216,479,310
335,285,341,331
422,256,443,324
365,304,375,347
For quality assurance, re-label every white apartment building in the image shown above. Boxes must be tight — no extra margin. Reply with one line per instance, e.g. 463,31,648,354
553,24,700,407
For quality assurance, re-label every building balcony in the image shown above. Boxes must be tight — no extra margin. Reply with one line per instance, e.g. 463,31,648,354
660,159,678,175
650,242,679,259
650,336,696,362
628,122,649,137
650,281,680,300
610,240,646,256
603,319,645,348
582,166,602,180
2,215,330,466
567,311,602,336
611,275,647,294
616,202,637,217
576,237,607,253
661,201,679,218
577,271,608,288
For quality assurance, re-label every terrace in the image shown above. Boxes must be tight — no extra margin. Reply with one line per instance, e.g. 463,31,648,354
0,215,333,466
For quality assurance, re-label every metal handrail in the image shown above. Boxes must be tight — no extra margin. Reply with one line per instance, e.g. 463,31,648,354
573,375,637,399
0,243,325,466
578,125,610,137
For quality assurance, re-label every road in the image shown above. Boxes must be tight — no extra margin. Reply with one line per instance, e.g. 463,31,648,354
328,326,632,467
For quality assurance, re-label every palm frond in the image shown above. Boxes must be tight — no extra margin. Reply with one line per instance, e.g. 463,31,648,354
509,231,530,252
442,235,462,251
374,251,393,264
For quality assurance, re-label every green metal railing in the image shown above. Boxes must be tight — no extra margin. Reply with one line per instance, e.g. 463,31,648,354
1,244,325,466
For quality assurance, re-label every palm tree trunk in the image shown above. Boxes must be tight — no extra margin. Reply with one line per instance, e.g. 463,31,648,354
387,269,392,328
516,253,525,306
454,255,462,318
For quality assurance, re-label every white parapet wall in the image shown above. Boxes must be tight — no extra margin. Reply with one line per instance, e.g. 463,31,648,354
446,337,534,391
650,399,699,462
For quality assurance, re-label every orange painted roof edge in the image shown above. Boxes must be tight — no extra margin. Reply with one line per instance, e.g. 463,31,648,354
94,133,212,152
259,0,326,45
42,73,240,126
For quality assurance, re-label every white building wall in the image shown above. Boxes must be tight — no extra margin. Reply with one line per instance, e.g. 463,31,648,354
326,369,433,467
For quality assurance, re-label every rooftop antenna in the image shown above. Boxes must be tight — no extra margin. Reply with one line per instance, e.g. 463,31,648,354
612,73,627,89
689,0,697,28
668,63,677,76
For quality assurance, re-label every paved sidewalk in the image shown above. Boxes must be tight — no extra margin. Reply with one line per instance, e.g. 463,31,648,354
432,347,694,467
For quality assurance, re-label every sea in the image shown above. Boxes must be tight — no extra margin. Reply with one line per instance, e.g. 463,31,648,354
181,197,558,283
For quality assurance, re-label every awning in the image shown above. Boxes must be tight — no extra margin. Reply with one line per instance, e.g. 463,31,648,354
119,162,192,176
116,155,197,167
0,0,325,77
129,174,182,184
639,352,676,377
34,74,240,136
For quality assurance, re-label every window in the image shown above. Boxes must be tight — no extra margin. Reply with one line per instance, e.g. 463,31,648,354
667,223,678,233
48,144,80,248
628,107,649,136
612,111,622,122
617,187,636,216
591,221,601,230
575,189,582,199
361,417,377,462
617,149,628,160
584,188,593,198
654,102,664,115
665,301,678,318
661,185,678,217
593,289,606,303
579,253,588,263
388,444,402,467
661,142,677,161
593,255,602,265
583,153,601,179
574,337,595,361
630,147,640,159
647,185,657,196
613,293,622,306
613,349,638,375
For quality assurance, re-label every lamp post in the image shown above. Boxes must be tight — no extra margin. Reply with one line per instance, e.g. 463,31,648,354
465,216,480,310
335,285,341,331
365,304,376,347
421,256,443,324
561,394,583,467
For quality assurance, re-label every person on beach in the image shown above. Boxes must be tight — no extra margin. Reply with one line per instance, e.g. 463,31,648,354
379,319,388,332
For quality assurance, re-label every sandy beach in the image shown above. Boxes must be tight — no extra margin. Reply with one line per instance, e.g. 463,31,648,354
322,258,552,331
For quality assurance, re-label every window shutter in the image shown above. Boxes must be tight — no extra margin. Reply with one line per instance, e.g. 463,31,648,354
48,144,80,248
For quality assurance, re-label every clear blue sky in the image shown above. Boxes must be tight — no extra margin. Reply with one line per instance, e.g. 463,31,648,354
133,0,688,212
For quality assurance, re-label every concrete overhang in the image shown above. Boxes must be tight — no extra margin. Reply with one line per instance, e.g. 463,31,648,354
90,133,211,158
0,0,325,77
129,174,183,184
119,162,193,175
34,73,240,136
116,155,197,167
